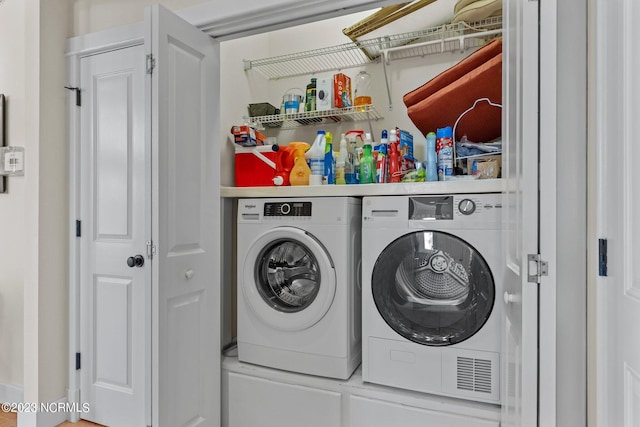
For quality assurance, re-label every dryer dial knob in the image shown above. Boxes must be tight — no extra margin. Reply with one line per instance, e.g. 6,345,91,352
280,203,291,215
458,198,476,215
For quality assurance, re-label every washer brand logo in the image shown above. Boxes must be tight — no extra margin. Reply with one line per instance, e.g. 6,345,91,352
243,204,257,209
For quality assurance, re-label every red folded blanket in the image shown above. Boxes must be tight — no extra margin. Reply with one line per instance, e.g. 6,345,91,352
403,38,502,108
406,52,502,143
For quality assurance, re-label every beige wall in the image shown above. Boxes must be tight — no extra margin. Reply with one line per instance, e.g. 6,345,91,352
23,0,74,405
0,0,72,405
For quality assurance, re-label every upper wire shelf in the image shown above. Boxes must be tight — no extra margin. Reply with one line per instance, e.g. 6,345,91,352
243,16,502,80
246,104,383,130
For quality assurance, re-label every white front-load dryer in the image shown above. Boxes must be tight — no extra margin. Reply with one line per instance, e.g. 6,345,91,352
237,197,361,379
362,194,502,404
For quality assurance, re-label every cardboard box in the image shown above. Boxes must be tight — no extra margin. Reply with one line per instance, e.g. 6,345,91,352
235,145,277,187
231,125,266,147
467,154,502,179
333,73,352,108
316,77,334,111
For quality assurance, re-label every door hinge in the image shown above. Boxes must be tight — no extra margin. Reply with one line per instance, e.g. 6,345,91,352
64,86,81,106
598,238,607,276
146,54,155,75
75,352,81,370
147,240,156,259
75,220,81,237
527,254,548,283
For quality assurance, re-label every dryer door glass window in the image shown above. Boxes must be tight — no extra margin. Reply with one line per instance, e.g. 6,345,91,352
255,238,320,313
372,231,495,346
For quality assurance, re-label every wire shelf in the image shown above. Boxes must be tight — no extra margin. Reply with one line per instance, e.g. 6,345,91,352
243,16,502,80
246,105,383,130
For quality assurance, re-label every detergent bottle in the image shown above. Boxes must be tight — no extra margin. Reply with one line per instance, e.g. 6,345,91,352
335,134,348,185
305,130,326,185
289,143,311,186
323,132,335,185
360,133,375,184
272,145,296,186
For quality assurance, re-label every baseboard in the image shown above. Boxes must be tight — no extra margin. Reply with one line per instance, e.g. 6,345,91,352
15,397,70,427
0,382,24,404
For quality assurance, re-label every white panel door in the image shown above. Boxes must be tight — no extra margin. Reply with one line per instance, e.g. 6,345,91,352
145,5,221,427
79,45,150,427
595,1,640,426
501,0,540,426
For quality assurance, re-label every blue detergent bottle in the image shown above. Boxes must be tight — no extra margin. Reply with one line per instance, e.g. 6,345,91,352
425,132,438,182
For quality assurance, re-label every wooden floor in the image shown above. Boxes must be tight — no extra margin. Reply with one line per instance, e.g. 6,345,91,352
0,410,103,427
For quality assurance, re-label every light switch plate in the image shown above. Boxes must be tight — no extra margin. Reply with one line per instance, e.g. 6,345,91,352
0,146,25,176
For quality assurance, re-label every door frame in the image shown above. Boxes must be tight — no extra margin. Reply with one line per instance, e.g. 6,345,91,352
67,1,569,425
67,23,146,423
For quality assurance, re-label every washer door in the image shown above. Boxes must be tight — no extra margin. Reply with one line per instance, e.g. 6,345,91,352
372,231,495,346
243,227,336,331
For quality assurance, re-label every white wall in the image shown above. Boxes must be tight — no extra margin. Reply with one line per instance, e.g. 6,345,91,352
219,13,471,186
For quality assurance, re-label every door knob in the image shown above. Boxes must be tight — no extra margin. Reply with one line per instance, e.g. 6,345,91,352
127,255,145,268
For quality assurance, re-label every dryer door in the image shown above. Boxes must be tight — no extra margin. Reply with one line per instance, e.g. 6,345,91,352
372,231,495,346
242,227,336,331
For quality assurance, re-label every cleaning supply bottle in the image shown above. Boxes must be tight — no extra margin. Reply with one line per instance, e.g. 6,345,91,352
272,145,296,186
388,142,401,182
436,126,454,180
345,133,358,184
376,129,388,183
305,78,317,112
335,134,348,185
425,131,438,182
323,132,335,185
360,133,375,184
353,70,372,112
289,145,311,186
305,130,326,185
354,147,362,184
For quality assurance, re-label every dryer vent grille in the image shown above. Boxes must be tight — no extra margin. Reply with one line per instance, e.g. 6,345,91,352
456,356,492,394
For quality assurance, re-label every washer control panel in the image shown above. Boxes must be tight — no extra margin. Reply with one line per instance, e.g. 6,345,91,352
264,201,312,217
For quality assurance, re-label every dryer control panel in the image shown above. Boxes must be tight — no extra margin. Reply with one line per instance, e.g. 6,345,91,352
363,194,502,229
264,201,312,217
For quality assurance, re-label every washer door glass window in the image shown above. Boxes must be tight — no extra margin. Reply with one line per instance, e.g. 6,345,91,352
372,231,495,346
243,227,336,332
256,239,320,313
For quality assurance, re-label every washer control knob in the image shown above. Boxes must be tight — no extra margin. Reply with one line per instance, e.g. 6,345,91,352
458,199,476,215
280,203,291,215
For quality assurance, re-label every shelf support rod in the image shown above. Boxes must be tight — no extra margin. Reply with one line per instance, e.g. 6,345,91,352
381,51,393,111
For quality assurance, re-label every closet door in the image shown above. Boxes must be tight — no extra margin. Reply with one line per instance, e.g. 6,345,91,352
79,44,150,427
501,0,541,426
145,5,221,426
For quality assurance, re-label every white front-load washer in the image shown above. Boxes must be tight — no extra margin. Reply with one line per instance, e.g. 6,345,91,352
362,194,502,404
237,197,361,379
